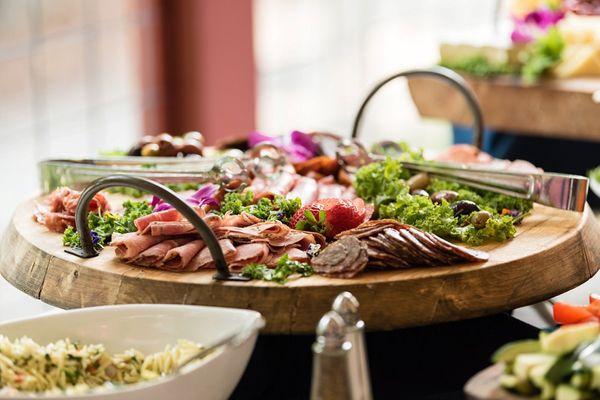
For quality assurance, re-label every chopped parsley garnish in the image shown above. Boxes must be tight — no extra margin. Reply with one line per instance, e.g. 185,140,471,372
62,200,152,249
219,191,301,224
242,254,313,284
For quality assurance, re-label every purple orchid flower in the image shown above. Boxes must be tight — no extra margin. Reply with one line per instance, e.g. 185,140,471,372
152,184,220,212
511,7,565,44
248,130,318,163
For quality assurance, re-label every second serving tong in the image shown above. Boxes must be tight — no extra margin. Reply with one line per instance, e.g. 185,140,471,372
336,140,589,212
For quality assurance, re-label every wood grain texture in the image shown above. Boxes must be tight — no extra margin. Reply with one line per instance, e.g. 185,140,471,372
464,364,527,400
1,198,600,334
408,75,600,141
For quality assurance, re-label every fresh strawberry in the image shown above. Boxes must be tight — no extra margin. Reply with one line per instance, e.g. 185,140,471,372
290,198,367,239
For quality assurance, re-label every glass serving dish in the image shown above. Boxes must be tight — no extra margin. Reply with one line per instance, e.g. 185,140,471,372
38,156,249,194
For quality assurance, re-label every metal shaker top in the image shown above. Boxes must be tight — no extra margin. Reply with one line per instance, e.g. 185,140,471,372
332,291,361,326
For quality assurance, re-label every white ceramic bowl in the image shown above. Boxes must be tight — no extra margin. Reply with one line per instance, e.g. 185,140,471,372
0,304,264,400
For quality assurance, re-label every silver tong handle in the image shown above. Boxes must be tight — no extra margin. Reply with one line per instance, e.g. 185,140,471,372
336,140,589,212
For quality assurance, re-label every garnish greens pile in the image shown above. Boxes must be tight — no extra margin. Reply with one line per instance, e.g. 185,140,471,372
440,56,516,78
219,191,301,224
440,27,564,83
241,254,314,284
63,200,152,249
354,157,533,245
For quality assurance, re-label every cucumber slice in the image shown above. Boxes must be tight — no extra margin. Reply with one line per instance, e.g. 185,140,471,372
492,339,541,363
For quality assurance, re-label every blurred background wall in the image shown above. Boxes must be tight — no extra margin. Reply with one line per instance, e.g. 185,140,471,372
0,0,501,232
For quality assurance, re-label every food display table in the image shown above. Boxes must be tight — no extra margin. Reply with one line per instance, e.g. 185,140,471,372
408,76,600,142
2,196,600,334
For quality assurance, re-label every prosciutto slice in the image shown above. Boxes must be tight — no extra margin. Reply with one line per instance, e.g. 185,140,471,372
215,221,291,242
132,238,192,267
254,172,297,200
135,208,181,232
187,239,237,271
317,183,345,199
111,233,166,261
286,176,318,205
141,213,223,236
229,243,270,270
34,187,110,233
220,212,262,227
39,212,76,233
161,239,205,271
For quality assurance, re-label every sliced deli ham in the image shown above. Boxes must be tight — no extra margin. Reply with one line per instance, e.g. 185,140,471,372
111,233,166,261
132,238,192,267
188,239,237,271
229,243,270,270
161,239,205,271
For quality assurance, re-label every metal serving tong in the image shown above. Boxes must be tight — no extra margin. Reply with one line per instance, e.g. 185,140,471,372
336,140,589,212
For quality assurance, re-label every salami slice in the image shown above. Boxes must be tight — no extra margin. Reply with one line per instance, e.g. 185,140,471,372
311,237,368,278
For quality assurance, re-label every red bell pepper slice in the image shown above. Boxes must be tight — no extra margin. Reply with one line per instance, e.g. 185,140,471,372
553,302,599,325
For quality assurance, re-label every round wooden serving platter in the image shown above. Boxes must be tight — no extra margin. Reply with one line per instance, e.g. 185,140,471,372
2,198,600,334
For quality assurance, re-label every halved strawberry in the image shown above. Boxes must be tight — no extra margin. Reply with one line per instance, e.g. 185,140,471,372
291,198,366,239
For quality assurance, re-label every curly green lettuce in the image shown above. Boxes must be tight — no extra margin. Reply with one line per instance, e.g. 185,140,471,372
354,160,533,245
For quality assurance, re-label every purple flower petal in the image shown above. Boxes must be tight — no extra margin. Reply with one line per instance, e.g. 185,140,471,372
290,130,319,154
511,7,564,43
248,131,284,147
189,183,219,202
152,183,220,212
151,195,162,208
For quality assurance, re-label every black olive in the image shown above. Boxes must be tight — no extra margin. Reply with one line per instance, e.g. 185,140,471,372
411,189,429,197
451,200,480,217
430,190,459,204
127,145,143,156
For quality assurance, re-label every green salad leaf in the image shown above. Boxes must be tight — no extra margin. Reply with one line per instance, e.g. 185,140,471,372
62,200,152,249
219,191,301,224
242,254,314,284
354,157,411,205
354,160,533,245
520,27,564,84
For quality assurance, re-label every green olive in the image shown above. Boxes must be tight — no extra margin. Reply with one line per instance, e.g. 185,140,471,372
141,143,160,157
470,210,492,228
407,172,430,191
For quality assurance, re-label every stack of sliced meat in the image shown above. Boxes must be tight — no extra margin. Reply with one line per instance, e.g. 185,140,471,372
337,219,489,267
33,187,110,233
110,208,326,272
310,220,489,278
245,171,356,205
